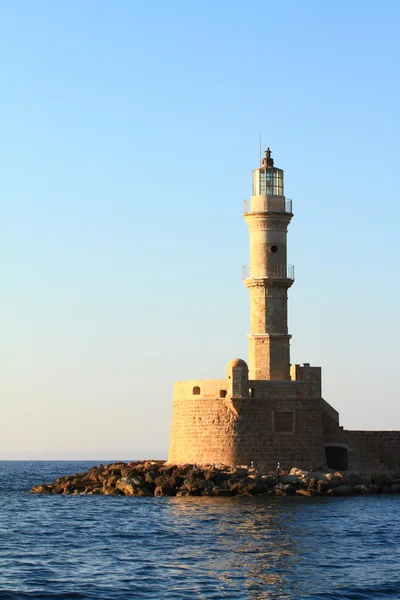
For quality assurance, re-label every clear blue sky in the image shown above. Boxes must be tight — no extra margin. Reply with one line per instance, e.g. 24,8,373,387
1,0,399,459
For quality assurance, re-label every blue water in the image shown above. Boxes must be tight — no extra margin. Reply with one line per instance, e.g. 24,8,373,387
0,462,399,599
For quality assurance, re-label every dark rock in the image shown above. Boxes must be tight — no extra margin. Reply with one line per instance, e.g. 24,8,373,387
229,467,248,479
87,487,102,495
296,488,322,497
144,471,159,484
280,474,302,486
154,485,177,497
204,468,231,485
55,475,69,485
247,474,262,485
354,485,372,494
210,473,232,488
228,480,246,494
382,483,400,494
289,468,309,480
204,469,218,481
212,486,231,497
141,461,162,472
354,484,380,495
106,463,125,476
154,475,184,489
158,465,176,476
343,472,372,486
371,472,393,487
242,484,260,496
67,482,86,493
183,478,214,494
85,466,106,482
260,475,278,488
172,464,194,477
115,477,152,497
183,468,205,481
102,475,119,489
61,481,80,494
87,465,104,474
30,484,53,494
228,480,258,495
187,488,202,496
275,483,296,495
130,476,145,485
29,462,400,498
120,467,137,479
316,474,343,492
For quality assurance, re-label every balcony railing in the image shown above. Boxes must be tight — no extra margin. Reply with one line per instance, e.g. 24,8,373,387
243,198,292,214
242,264,295,281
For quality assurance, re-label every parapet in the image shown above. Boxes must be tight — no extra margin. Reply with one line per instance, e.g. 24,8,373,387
290,363,321,395
173,380,228,400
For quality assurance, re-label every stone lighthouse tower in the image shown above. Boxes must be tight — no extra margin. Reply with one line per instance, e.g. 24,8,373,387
169,146,363,471
168,145,400,471
243,148,294,380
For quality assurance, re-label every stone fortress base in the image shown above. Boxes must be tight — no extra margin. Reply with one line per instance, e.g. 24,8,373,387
168,360,400,472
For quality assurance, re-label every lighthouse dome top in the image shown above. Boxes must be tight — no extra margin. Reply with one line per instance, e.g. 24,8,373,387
262,147,274,167
227,358,248,369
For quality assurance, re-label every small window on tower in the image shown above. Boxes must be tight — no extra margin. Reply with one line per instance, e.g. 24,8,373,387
192,386,201,395
269,245,278,253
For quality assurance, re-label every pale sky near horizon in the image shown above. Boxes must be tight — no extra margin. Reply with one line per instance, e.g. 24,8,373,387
1,0,399,459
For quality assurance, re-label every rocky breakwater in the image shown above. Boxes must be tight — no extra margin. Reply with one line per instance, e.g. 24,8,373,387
30,462,400,497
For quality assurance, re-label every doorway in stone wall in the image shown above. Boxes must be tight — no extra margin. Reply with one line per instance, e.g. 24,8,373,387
325,445,348,471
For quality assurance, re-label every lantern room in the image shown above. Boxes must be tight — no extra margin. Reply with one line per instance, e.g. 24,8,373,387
252,148,284,197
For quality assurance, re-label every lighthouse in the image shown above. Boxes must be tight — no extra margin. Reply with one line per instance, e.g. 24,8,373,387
243,148,294,380
168,145,397,473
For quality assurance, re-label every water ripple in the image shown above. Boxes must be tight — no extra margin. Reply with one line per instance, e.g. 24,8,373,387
0,461,399,599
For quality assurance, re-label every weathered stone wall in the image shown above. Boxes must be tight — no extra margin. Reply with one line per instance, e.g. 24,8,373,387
169,372,400,471
320,401,400,470
168,397,238,466
168,378,327,470
230,396,326,471
250,379,321,400
321,400,345,444
344,431,400,470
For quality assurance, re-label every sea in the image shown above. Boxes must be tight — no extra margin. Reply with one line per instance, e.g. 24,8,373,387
0,461,399,600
